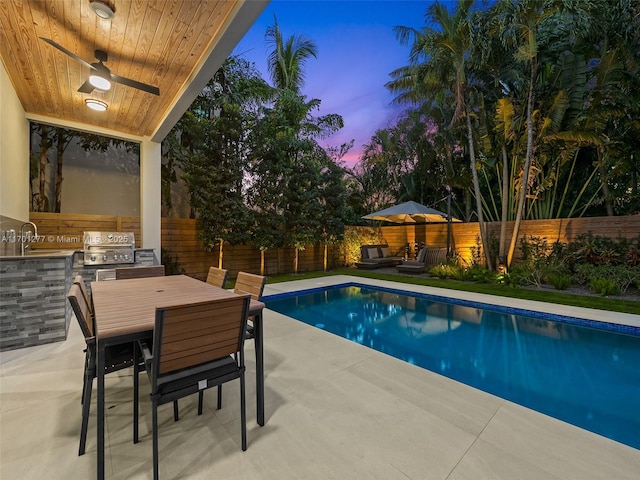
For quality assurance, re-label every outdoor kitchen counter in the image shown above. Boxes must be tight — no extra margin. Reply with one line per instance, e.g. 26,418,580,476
0,249,78,259
0,251,75,351
0,249,156,351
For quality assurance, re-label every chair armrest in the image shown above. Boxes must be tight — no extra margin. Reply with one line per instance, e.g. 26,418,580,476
138,340,153,364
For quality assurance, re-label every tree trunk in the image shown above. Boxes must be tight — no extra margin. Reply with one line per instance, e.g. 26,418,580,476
323,243,328,271
38,125,49,212
498,144,509,264
294,248,299,274
466,104,492,270
218,240,224,269
507,57,537,267
260,249,265,276
598,158,614,216
54,129,64,213
464,188,472,221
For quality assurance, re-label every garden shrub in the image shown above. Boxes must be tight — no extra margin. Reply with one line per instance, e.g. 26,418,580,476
572,263,598,286
430,264,455,279
429,263,470,281
517,236,570,287
589,277,619,296
340,227,382,266
547,273,572,290
574,263,639,293
467,264,501,284
609,265,640,293
520,235,552,264
504,264,528,286
470,235,484,266
566,232,640,267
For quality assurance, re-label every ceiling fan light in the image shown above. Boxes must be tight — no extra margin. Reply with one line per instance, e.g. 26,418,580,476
85,99,108,111
89,74,111,91
89,1,115,19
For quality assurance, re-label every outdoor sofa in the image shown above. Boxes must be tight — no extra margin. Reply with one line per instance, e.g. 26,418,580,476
355,244,404,269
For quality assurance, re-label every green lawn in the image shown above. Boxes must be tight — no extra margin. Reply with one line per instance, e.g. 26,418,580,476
262,268,640,316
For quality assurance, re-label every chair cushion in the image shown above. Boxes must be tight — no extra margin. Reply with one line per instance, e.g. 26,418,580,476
156,355,238,391
380,247,391,258
367,247,380,259
416,247,428,263
397,263,425,273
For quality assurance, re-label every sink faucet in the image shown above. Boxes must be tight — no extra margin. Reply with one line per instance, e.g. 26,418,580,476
20,222,38,256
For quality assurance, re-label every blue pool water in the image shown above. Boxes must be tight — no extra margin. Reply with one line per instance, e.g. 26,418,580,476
264,283,640,450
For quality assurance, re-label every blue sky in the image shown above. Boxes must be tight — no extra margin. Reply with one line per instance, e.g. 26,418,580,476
234,1,431,166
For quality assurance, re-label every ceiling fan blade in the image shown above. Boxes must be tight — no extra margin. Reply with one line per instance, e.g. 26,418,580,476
77,80,95,94
39,37,96,71
111,73,160,96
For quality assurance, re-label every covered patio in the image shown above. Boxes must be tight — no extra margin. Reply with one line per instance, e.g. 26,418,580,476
0,0,268,258
2,276,638,479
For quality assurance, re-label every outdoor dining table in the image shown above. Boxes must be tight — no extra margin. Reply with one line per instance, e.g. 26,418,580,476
90,274,266,480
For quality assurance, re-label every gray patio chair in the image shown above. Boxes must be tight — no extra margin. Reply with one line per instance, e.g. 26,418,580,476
396,246,429,273
202,271,266,412
73,275,93,315
67,284,138,456
133,296,251,480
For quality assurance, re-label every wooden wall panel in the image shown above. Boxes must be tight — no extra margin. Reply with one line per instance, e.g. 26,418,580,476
29,212,141,249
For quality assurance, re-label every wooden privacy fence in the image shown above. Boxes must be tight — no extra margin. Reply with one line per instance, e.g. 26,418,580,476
161,218,340,279
29,213,640,278
27,212,142,248
360,215,640,265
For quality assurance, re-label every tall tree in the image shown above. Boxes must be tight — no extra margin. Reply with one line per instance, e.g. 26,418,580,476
248,89,344,274
265,16,318,93
388,0,493,268
489,0,597,266
170,57,270,262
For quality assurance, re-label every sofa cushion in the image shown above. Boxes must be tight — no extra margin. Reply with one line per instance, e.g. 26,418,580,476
367,247,380,259
380,246,391,258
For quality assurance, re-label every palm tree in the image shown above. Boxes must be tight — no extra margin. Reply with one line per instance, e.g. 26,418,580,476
388,0,493,268
265,16,318,93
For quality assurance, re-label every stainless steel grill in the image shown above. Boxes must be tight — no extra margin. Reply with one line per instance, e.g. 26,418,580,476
83,231,135,265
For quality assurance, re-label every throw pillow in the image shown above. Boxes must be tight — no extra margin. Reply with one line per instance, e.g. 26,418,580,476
367,247,380,259
380,247,391,258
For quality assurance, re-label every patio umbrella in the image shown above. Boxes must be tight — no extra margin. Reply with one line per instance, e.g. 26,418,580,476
362,201,460,224
362,200,461,257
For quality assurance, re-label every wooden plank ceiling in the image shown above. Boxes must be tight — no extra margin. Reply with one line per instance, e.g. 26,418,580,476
0,0,243,139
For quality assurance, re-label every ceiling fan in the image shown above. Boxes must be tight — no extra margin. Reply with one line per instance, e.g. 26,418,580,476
39,37,160,96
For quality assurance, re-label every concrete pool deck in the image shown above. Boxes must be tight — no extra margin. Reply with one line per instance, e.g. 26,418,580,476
1,275,639,479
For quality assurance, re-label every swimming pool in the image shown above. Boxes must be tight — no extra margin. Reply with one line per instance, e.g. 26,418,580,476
264,283,640,450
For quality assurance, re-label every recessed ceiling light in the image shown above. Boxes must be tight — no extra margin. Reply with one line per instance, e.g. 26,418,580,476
89,1,115,20
85,99,108,111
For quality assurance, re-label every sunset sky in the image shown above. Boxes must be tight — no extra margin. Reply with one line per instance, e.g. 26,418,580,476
234,0,431,168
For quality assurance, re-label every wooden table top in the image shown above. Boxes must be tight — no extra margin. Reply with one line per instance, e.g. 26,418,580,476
91,275,243,340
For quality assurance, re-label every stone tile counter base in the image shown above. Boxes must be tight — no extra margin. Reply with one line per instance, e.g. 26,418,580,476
0,253,73,351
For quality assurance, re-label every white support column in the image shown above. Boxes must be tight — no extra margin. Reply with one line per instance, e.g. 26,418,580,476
140,138,161,262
